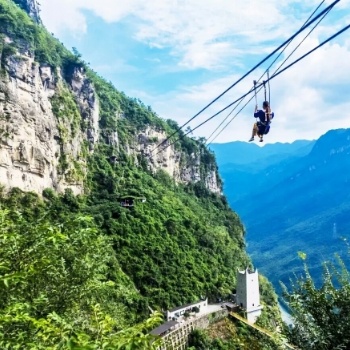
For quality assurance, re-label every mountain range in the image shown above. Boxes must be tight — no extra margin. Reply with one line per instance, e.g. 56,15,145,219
212,129,350,291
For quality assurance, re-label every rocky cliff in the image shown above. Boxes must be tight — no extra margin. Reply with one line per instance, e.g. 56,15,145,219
0,4,284,349
137,127,221,193
0,56,221,194
12,0,41,23
0,40,99,194
0,0,221,195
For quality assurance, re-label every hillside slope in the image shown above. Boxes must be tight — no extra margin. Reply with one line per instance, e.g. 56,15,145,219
0,1,281,348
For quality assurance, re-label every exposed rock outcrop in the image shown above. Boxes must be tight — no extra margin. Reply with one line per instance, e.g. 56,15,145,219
0,49,84,194
12,0,41,24
0,48,221,195
68,67,100,151
136,127,221,193
0,31,221,195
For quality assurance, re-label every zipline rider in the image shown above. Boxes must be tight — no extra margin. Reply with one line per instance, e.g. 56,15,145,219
249,101,274,143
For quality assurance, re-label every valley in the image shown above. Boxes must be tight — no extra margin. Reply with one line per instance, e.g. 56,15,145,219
212,129,350,291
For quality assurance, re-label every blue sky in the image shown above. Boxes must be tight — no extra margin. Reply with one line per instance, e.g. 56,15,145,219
40,0,350,143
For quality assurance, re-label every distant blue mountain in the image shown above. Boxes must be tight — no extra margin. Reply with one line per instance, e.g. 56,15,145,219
213,129,350,292
210,139,315,165
212,140,315,202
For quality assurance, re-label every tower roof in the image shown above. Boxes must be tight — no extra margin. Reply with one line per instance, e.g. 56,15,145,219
237,267,258,275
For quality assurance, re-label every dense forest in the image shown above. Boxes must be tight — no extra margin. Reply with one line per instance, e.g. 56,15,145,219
0,0,281,348
4,1,350,349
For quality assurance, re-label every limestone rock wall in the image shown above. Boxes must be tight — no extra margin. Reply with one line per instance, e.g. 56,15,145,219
0,38,220,195
69,67,100,151
205,169,221,194
0,50,89,194
13,0,41,24
136,127,221,193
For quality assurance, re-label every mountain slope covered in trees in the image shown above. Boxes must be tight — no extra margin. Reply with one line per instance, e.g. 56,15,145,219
213,129,350,291
0,1,281,348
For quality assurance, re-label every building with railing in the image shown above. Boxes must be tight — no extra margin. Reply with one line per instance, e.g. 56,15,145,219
151,267,263,349
152,309,228,350
166,298,208,322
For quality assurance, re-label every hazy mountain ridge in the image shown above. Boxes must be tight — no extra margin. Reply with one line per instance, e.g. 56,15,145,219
210,139,315,166
212,139,315,202
214,129,350,290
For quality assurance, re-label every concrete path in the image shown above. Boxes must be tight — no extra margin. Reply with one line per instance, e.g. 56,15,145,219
201,303,223,316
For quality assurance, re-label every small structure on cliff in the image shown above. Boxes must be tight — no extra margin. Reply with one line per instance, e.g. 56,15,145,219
236,268,263,324
119,196,147,208
166,298,208,321
151,299,226,350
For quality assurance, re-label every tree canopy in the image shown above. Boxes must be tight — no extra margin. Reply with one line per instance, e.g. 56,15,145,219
282,252,350,350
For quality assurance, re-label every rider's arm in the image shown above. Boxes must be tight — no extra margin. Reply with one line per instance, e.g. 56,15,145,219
265,107,272,122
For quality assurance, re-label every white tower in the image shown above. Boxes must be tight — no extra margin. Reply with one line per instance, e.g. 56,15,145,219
236,268,263,324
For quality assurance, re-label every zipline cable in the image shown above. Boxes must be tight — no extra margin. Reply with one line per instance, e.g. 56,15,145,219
253,80,258,107
272,7,333,79
266,24,350,88
205,0,328,145
207,4,333,145
267,70,271,105
204,23,350,145
161,24,350,152
150,0,339,154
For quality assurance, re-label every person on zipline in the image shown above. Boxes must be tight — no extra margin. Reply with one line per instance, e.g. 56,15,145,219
249,101,274,142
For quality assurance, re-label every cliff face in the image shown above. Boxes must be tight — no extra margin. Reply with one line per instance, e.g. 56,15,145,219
137,127,221,193
0,4,284,349
0,0,222,195
0,47,83,194
12,0,41,23
0,55,221,194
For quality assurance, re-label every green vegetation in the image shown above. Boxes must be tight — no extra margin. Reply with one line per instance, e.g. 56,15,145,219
1,0,247,308
87,72,166,137
0,0,281,348
87,69,218,181
256,275,282,332
76,153,248,308
0,195,162,349
50,81,86,182
188,323,282,350
0,36,16,70
0,0,78,67
282,252,350,350
51,82,82,138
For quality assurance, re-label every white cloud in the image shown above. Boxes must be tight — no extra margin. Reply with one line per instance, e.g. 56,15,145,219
38,0,350,143
141,35,350,144
39,0,346,70
40,0,87,34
